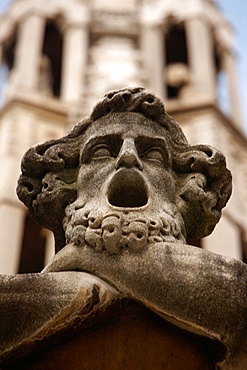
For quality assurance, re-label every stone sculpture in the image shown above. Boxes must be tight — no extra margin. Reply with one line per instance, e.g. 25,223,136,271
18,86,231,252
1,87,247,369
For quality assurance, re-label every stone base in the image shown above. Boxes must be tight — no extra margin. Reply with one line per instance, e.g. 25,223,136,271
7,302,219,370
1,264,246,370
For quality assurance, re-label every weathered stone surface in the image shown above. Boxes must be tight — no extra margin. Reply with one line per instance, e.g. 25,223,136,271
1,87,244,368
43,242,247,369
0,272,121,365
1,254,246,368
3,301,219,370
17,87,232,252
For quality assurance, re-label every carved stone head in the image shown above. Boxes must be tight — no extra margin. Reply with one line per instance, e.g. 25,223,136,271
17,87,232,255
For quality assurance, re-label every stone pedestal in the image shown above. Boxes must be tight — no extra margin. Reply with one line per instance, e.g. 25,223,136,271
1,258,246,370
0,272,223,370
13,304,217,370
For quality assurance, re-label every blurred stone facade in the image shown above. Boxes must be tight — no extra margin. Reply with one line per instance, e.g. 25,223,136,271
0,0,246,274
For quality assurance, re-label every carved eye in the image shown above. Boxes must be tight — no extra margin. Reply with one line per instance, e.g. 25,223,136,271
144,148,165,163
92,145,112,159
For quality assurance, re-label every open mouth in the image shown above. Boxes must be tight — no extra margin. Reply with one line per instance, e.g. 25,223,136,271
107,169,148,208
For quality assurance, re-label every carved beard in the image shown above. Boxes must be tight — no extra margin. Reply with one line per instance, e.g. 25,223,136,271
63,199,186,255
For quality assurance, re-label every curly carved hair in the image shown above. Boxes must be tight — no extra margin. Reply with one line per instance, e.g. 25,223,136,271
17,87,232,252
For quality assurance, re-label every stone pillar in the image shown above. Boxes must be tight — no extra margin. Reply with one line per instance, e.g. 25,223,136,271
0,203,25,274
223,49,242,127
141,24,165,100
13,13,45,90
0,43,2,66
0,43,4,104
44,230,55,267
0,157,25,274
203,215,242,260
185,17,216,97
0,112,32,274
61,22,89,103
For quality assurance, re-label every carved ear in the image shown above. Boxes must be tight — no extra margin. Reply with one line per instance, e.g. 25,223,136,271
17,138,81,253
174,145,232,239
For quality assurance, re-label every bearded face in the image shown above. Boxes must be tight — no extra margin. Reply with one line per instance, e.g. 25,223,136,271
63,112,186,254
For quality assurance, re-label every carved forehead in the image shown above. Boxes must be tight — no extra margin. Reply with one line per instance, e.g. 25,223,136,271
82,112,170,146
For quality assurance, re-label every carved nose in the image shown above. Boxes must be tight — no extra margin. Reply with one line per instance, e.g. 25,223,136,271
115,139,143,170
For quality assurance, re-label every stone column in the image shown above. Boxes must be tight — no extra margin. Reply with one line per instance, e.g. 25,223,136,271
141,24,165,100
0,111,33,274
61,22,89,103
0,155,26,274
13,13,45,90
0,203,25,274
44,230,55,267
203,215,242,260
185,17,216,97
0,43,4,104
0,43,2,66
223,49,242,127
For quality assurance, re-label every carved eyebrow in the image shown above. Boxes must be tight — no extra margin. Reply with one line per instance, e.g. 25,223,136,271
135,136,171,165
135,136,168,147
80,134,122,163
